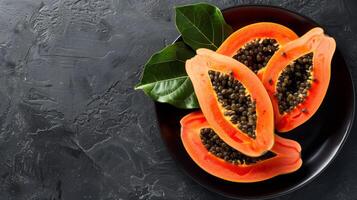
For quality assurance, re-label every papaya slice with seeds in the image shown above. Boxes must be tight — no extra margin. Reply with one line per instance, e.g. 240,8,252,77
262,27,336,132
217,22,298,79
186,49,274,157
180,111,302,183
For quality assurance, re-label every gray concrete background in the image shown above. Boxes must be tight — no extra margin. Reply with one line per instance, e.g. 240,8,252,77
0,0,356,199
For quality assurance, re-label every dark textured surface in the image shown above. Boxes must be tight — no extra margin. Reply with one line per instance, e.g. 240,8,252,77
0,0,356,200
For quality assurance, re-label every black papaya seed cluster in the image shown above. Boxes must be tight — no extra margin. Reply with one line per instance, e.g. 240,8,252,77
200,128,276,164
276,53,313,114
208,70,257,139
234,38,279,73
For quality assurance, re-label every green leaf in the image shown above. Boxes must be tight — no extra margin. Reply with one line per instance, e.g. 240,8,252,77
135,3,233,108
135,42,199,109
175,3,233,51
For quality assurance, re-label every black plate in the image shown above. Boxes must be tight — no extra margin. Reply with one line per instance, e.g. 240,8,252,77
155,5,355,200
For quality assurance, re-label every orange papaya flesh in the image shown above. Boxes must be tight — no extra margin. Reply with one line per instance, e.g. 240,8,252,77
262,28,336,132
186,49,274,157
180,111,302,183
217,22,298,79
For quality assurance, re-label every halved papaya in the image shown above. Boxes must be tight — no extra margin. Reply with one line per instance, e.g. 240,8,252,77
262,28,336,132
181,111,302,183
186,49,274,157
217,22,298,79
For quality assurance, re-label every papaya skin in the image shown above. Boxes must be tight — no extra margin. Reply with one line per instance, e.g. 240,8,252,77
217,22,298,79
262,28,336,132
180,112,302,183
186,49,274,157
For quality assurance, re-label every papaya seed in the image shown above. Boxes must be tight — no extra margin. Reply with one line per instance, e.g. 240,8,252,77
200,128,275,165
209,70,257,138
276,53,313,114
234,38,279,73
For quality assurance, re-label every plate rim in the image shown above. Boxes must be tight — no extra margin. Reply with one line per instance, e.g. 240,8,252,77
166,4,356,200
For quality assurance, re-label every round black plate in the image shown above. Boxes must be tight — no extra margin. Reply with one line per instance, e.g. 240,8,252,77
155,5,355,200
